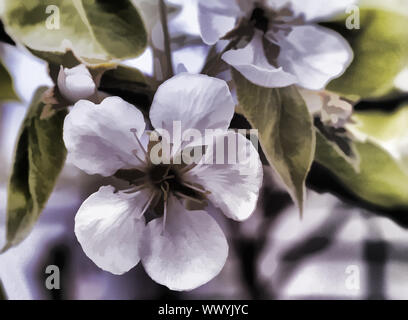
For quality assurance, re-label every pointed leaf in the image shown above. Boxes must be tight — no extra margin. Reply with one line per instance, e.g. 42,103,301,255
3,87,67,251
233,70,316,212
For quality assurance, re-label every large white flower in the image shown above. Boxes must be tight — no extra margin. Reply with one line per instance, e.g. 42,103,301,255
198,0,355,89
63,73,263,291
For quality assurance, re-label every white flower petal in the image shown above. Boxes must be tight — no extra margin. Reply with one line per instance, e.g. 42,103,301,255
150,73,235,139
277,25,353,90
63,96,146,176
197,0,242,15
198,3,238,45
58,64,96,103
268,0,358,21
140,196,228,291
75,186,150,275
222,32,297,88
185,131,263,221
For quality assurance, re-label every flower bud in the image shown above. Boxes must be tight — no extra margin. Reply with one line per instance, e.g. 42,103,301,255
57,64,96,103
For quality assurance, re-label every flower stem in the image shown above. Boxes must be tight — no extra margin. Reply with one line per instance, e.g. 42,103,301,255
159,0,174,79
201,39,239,76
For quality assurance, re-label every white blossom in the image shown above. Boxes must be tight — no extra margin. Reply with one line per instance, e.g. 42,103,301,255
299,89,353,128
63,73,263,291
57,64,96,103
198,0,355,89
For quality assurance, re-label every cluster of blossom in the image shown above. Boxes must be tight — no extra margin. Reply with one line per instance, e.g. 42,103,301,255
59,0,354,291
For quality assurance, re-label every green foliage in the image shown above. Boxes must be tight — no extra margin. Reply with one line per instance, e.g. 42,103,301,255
351,104,408,173
99,64,153,114
233,70,316,212
352,106,408,142
316,105,408,209
100,65,148,92
2,0,147,63
316,138,408,209
2,87,67,251
314,121,360,172
327,9,408,99
0,60,18,101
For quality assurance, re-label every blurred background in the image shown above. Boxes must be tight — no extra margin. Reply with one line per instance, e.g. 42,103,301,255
1,0,408,300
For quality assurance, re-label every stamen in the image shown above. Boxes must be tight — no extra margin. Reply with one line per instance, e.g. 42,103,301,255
174,191,204,204
138,191,156,219
181,181,207,194
122,184,147,194
150,165,172,184
161,196,168,235
130,128,148,158
163,165,172,179
178,162,198,175
161,181,169,235
132,149,147,166
160,180,170,195
162,175,175,181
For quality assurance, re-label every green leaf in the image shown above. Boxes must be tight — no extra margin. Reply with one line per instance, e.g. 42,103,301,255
327,9,408,99
351,106,408,142
316,138,408,209
349,104,408,171
2,87,67,251
100,65,148,92
0,59,18,101
233,70,316,212
315,128,359,171
314,120,360,172
99,65,154,115
316,104,408,209
359,0,408,16
3,0,147,63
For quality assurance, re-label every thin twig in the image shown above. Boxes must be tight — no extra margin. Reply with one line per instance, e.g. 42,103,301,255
201,39,239,76
159,0,174,79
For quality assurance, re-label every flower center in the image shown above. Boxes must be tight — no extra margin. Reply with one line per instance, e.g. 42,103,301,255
247,3,305,38
148,164,180,192
147,164,207,204
116,129,210,219
250,6,269,33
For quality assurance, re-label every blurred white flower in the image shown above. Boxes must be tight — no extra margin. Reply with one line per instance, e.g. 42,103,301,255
320,93,353,129
198,0,355,89
394,67,408,93
299,88,353,128
63,73,262,291
57,64,96,103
